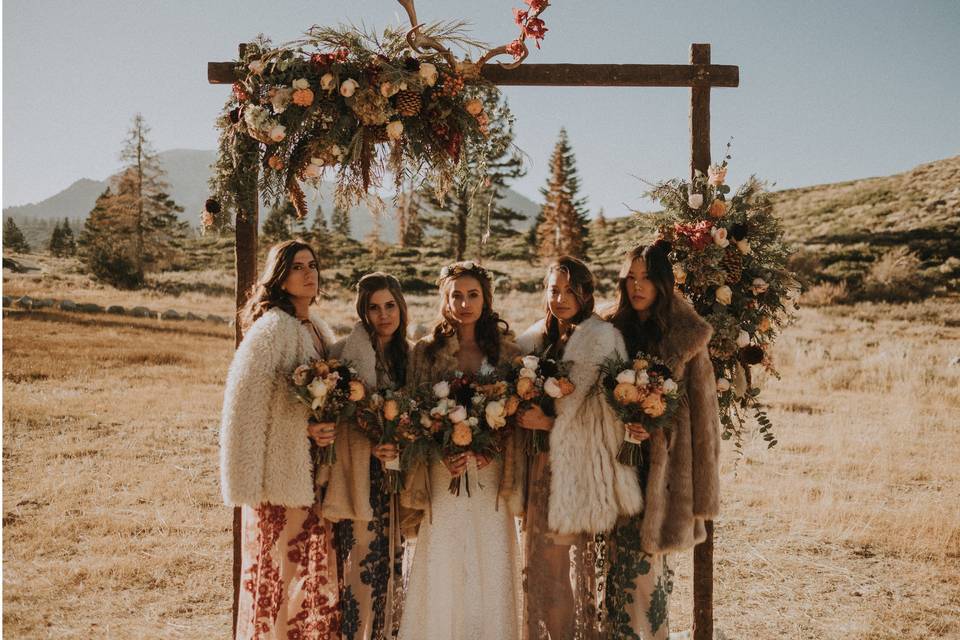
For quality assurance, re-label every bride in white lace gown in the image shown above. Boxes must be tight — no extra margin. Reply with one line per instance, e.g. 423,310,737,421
398,262,525,640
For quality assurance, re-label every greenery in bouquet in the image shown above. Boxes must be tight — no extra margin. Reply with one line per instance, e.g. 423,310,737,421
638,147,800,449
504,354,574,455
356,389,422,494
599,352,680,465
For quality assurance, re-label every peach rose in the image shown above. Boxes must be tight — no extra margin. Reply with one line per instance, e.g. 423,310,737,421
516,377,537,401
312,361,331,377
452,422,473,446
641,392,666,417
383,399,399,422
292,88,314,107
504,395,521,416
708,199,728,218
348,380,365,402
758,316,771,333
557,378,575,397
465,99,484,116
267,155,284,171
613,382,640,405
708,164,727,186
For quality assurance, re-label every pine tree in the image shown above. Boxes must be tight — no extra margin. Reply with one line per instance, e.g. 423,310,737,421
535,128,590,260
60,218,77,256
421,88,526,261
3,217,31,253
49,221,64,255
262,202,297,244
331,204,351,237
77,114,188,288
308,204,330,244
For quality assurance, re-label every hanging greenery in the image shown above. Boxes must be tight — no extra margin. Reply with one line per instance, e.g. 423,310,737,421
208,23,507,228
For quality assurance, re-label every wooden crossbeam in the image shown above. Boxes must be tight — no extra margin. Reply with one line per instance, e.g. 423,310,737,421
207,61,738,88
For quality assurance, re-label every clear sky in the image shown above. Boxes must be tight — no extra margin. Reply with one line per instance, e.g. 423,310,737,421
3,0,959,216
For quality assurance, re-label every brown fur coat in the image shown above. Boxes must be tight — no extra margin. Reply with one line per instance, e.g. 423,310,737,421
635,293,721,554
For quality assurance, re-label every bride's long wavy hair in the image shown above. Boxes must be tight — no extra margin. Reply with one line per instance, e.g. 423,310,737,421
428,262,509,364
238,239,320,333
355,272,409,387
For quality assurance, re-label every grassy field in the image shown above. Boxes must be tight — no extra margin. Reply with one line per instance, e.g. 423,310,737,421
3,287,960,638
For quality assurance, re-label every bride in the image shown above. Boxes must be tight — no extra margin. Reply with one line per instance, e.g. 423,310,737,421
398,261,525,640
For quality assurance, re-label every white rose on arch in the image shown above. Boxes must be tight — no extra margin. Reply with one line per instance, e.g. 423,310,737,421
418,62,438,86
715,285,733,306
320,73,336,91
340,78,359,97
386,120,404,141
752,278,770,295
711,226,730,248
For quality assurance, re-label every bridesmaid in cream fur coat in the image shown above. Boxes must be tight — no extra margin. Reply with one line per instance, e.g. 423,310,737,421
219,240,341,639
516,256,643,640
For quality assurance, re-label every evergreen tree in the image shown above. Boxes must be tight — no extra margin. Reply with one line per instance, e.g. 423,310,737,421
331,204,351,237
49,221,64,255
535,128,590,260
3,217,31,253
308,204,330,244
421,88,526,261
77,114,188,288
262,202,297,244
60,218,77,256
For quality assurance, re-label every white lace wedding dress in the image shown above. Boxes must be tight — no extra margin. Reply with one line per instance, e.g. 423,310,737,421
398,455,521,640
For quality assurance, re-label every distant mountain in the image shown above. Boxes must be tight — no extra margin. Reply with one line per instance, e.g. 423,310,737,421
2,149,542,242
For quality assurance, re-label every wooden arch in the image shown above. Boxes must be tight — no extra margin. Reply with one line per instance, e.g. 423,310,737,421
209,39,739,640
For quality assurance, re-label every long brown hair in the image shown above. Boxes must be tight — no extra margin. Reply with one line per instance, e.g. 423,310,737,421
356,272,409,387
428,262,509,364
541,256,596,355
603,242,675,356
239,239,320,333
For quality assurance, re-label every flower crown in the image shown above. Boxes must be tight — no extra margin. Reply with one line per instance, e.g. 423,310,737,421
437,261,492,285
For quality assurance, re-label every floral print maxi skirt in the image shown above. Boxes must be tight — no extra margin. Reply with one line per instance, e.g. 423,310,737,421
333,458,403,640
237,503,341,640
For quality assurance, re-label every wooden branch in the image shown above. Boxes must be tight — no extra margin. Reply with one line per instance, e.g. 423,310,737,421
208,61,739,88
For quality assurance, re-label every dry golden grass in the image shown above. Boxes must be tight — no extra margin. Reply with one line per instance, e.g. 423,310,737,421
3,293,960,639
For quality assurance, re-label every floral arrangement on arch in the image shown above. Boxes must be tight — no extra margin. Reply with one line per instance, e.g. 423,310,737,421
642,149,800,449
208,0,551,227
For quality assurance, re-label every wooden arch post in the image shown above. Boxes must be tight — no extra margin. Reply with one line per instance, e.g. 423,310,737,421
209,42,736,640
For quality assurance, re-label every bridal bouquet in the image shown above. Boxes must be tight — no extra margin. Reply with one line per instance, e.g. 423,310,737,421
600,352,680,465
421,371,501,496
505,354,575,455
291,358,366,469
356,389,422,494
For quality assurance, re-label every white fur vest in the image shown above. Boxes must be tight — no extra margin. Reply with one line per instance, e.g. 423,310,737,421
517,314,644,535
219,306,336,508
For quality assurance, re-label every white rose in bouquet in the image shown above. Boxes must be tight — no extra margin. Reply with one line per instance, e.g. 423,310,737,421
663,379,678,394
636,371,650,386
519,367,537,380
433,380,450,398
616,369,637,385
485,401,507,429
521,355,540,370
737,330,751,348
543,377,563,399
449,405,468,424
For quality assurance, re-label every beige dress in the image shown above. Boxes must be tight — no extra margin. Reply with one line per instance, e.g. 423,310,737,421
236,318,341,639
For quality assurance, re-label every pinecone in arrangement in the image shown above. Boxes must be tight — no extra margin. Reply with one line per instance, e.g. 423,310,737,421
722,246,744,284
395,90,423,116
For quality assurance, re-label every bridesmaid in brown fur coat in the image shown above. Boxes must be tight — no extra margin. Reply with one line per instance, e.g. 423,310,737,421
603,242,721,640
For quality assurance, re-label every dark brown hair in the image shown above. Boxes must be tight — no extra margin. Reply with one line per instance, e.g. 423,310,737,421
429,263,509,364
356,272,409,387
239,239,320,333
603,242,675,356
541,256,596,355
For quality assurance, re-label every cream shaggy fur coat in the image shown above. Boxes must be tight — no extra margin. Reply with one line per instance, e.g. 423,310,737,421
219,306,335,508
517,314,644,535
